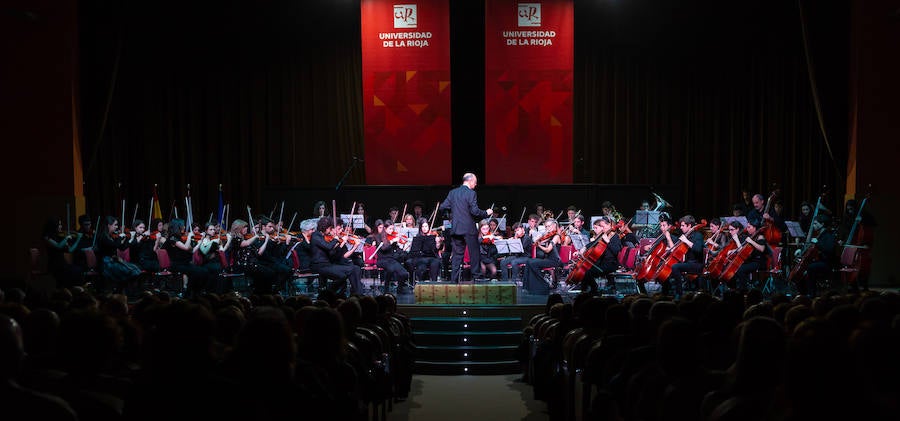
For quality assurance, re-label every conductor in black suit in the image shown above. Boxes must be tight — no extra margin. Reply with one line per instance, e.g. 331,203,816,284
439,173,493,282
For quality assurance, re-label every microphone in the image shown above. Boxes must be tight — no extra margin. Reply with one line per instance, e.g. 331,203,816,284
353,156,364,162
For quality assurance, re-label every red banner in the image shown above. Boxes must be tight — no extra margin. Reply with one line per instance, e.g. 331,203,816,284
362,0,452,185
485,0,574,184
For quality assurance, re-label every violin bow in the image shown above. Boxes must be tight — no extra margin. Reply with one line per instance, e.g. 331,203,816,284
429,202,440,231
332,200,338,230
277,201,285,228
286,212,297,233
66,202,71,235
399,203,408,225
132,203,139,228
518,206,526,224
247,206,255,234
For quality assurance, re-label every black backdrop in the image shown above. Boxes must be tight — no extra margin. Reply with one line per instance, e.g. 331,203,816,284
78,0,849,223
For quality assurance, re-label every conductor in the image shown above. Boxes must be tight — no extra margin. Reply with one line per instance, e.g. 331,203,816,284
440,173,493,282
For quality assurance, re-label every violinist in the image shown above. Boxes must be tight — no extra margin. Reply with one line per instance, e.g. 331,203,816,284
409,218,443,282
313,200,329,219
573,216,622,295
663,215,705,298
194,223,233,294
478,222,500,280
352,202,374,236
402,213,416,229
560,205,578,225
310,217,363,295
412,200,426,221
377,223,412,291
562,215,589,246
521,219,562,294
256,216,294,295
499,222,534,282
70,214,94,269
526,214,542,242
796,201,814,234
801,214,836,296
42,216,84,288
96,216,137,293
727,219,769,291
366,219,385,246
227,219,270,291
126,219,163,273
487,218,501,236
291,218,317,273
163,219,212,298
387,206,401,225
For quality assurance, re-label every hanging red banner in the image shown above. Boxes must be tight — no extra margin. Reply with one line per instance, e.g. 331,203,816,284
362,0,452,185
485,0,574,184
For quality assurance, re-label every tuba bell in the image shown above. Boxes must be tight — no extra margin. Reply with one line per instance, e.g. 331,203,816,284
651,192,672,212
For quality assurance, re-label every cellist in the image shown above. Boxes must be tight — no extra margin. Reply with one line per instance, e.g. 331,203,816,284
726,219,769,291
660,215,706,298
802,214,837,297
574,216,622,295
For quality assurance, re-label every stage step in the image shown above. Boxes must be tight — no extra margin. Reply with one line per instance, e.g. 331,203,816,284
399,304,541,375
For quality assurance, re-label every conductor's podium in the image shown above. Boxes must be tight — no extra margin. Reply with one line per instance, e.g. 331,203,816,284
414,282,517,305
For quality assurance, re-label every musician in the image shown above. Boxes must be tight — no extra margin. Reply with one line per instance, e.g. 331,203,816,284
487,218,501,236
402,213,416,229
162,219,211,298
439,173,493,283
521,219,562,294
478,222,500,280
409,218,443,282
727,219,769,291
747,194,785,243
560,205,578,225
601,201,615,219
639,200,651,211
70,214,94,269
412,200,426,221
313,201,329,219
704,218,729,261
96,216,140,293
836,198,875,291
575,216,622,295
366,219,385,246
377,223,412,291
42,217,84,288
251,216,293,295
797,201,813,234
292,218,317,272
526,214,542,241
642,214,673,253
664,215,705,298
310,217,363,295
126,219,163,273
387,206,401,225
563,215,590,246
803,214,836,296
352,202,374,236
500,222,534,282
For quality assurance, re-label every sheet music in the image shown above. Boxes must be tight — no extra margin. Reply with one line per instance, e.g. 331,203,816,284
784,221,805,238
721,216,749,228
494,239,510,254
340,214,365,229
506,238,524,254
569,233,589,250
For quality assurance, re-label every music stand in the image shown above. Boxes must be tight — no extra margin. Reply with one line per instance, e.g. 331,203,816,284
633,211,661,226
340,214,365,229
569,233,589,250
784,221,805,238
399,227,418,238
722,216,749,228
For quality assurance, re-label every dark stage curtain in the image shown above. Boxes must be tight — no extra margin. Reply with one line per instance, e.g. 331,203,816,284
77,0,849,221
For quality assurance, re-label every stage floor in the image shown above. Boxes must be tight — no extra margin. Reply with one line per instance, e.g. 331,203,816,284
359,278,558,306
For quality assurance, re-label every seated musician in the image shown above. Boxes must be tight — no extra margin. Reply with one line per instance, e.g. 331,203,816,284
256,216,294,295
310,217,363,295
727,219,769,291
561,205,578,225
127,218,163,273
194,222,232,294
386,206,400,225
366,219,385,246
478,222,500,280
705,218,729,261
574,216,622,295
563,214,590,246
803,214,836,297
412,200,427,222
163,219,211,298
288,218,317,292
664,215,705,298
313,201,329,219
409,218,443,282
526,214,542,242
403,213,417,229
500,222,534,282
521,219,562,294
376,223,411,292
643,213,674,253
353,202,374,236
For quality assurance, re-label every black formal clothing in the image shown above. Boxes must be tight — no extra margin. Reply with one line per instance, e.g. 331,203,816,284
377,239,410,288
409,233,442,282
522,241,561,294
164,238,210,297
666,230,705,296
733,233,770,291
500,235,533,282
258,237,293,295
44,235,84,287
439,184,489,282
127,235,161,272
804,229,836,296
310,232,362,294
579,234,623,295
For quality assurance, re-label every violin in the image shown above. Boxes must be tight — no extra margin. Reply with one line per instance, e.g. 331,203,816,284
536,229,558,244
387,233,408,244
481,233,502,244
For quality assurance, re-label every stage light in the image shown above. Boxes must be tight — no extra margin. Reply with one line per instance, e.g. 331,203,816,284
464,367,469,372
464,338,468,342
464,352,468,357
462,310,467,315
464,324,468,328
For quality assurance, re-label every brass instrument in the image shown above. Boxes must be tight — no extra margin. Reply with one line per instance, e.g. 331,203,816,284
651,192,672,212
541,210,555,222
610,205,624,223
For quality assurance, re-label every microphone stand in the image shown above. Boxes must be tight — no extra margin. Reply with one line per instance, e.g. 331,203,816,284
335,157,362,192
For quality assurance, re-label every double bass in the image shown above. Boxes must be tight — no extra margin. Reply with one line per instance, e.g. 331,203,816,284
787,190,827,283
647,219,707,282
761,189,783,247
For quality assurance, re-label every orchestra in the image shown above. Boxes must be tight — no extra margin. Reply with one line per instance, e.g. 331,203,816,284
38,182,874,301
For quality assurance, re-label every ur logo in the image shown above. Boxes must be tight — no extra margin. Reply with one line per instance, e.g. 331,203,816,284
518,3,541,27
394,4,417,28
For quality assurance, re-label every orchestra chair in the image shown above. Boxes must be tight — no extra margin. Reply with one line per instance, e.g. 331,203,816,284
28,248,46,283
362,245,384,294
81,248,102,289
757,246,788,297
288,249,320,295
837,246,862,287
154,248,186,294
217,250,250,295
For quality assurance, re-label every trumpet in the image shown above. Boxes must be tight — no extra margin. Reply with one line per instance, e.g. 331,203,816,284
651,192,672,212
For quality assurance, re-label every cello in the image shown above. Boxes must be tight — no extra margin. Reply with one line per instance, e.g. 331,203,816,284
720,223,770,282
647,219,707,282
635,224,675,281
566,231,611,286
761,188,783,247
705,225,745,279
787,189,827,283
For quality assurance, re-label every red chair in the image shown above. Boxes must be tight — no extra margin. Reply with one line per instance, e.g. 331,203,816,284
154,248,184,293
217,250,250,294
117,248,131,262
838,246,861,285
362,244,383,293
288,249,319,295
